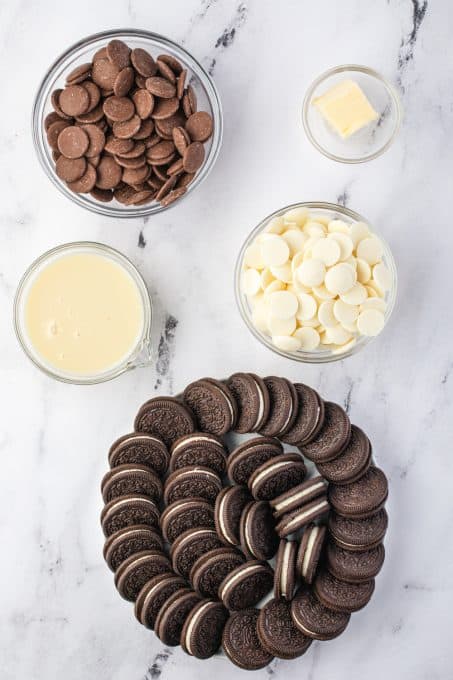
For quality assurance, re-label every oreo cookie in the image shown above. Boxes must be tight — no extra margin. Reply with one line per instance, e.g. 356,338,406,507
183,378,238,435
328,509,388,551
170,528,222,578
134,397,196,448
328,466,388,519
181,599,229,659
291,587,350,640
274,539,297,600
190,547,245,598
214,485,252,546
257,598,312,660
227,437,282,486
170,432,227,475
135,573,186,629
299,401,351,463
248,453,307,501
326,540,385,583
163,465,222,505
114,549,171,601
219,560,274,611
154,588,202,646
101,495,160,537
101,464,163,504
270,476,328,518
280,383,325,446
314,568,375,613
222,609,274,670
103,524,163,571
160,497,215,543
108,433,169,475
296,523,326,584
240,500,279,560
317,425,371,484
259,377,298,437
226,372,270,433
275,496,330,538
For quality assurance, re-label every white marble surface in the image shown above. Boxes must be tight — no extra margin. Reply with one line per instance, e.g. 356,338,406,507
1,1,452,678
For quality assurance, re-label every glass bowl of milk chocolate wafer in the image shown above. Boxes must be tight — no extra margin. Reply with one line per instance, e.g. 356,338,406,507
33,29,222,217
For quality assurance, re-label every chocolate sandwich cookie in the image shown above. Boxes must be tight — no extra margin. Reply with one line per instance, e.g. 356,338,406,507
114,549,171,602
328,509,388,551
280,383,325,446
296,523,326,584
183,378,238,435
170,432,227,476
226,372,270,433
108,433,169,475
259,376,298,437
101,494,160,537
328,466,388,519
103,524,163,571
101,464,163,504
317,425,371,485
240,500,279,560
275,496,330,538
227,437,282,486
135,573,187,629
154,588,202,646
181,599,229,659
274,539,297,600
326,540,385,583
222,609,274,670
270,476,328,519
219,560,274,610
314,568,375,613
249,453,307,501
291,587,350,640
190,547,245,598
134,396,196,448
257,598,312,660
164,465,222,505
160,497,215,543
170,528,222,578
299,401,351,463
214,485,252,546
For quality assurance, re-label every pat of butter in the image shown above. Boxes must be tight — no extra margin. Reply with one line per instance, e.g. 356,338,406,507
313,79,378,139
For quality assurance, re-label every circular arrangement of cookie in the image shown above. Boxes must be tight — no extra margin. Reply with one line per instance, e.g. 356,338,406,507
100,373,389,669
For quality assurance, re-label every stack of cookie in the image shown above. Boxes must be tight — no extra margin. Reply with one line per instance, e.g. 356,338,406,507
100,373,388,669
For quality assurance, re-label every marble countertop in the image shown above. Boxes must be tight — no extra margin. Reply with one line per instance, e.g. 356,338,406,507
1,1,452,678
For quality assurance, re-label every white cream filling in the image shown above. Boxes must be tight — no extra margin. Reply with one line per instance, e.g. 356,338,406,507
218,495,235,545
273,481,326,513
245,516,257,557
280,399,294,433
219,563,264,600
302,526,319,578
251,377,266,429
282,499,329,534
106,496,154,514
171,435,222,454
115,434,162,450
184,601,214,655
175,528,211,551
176,468,220,484
140,580,170,624
280,542,292,598
161,499,198,523
251,460,296,494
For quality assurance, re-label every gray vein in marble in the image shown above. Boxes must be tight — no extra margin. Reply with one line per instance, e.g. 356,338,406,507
343,378,355,414
138,230,147,249
441,361,452,385
336,184,351,207
396,0,428,88
306,640,321,680
154,314,178,391
205,1,248,75
143,648,172,679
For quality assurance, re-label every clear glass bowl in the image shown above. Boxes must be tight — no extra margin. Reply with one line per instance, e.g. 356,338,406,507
302,65,402,163
235,202,397,364
32,29,223,218
14,242,153,384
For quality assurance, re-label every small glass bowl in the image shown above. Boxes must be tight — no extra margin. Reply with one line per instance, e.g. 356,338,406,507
32,29,223,218
235,202,397,364
302,65,402,163
14,242,153,384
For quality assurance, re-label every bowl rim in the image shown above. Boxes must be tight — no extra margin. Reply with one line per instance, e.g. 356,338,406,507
234,201,398,364
13,241,153,384
32,28,223,218
302,64,402,164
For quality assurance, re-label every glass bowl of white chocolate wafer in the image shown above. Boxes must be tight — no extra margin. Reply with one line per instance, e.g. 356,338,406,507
235,202,397,363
